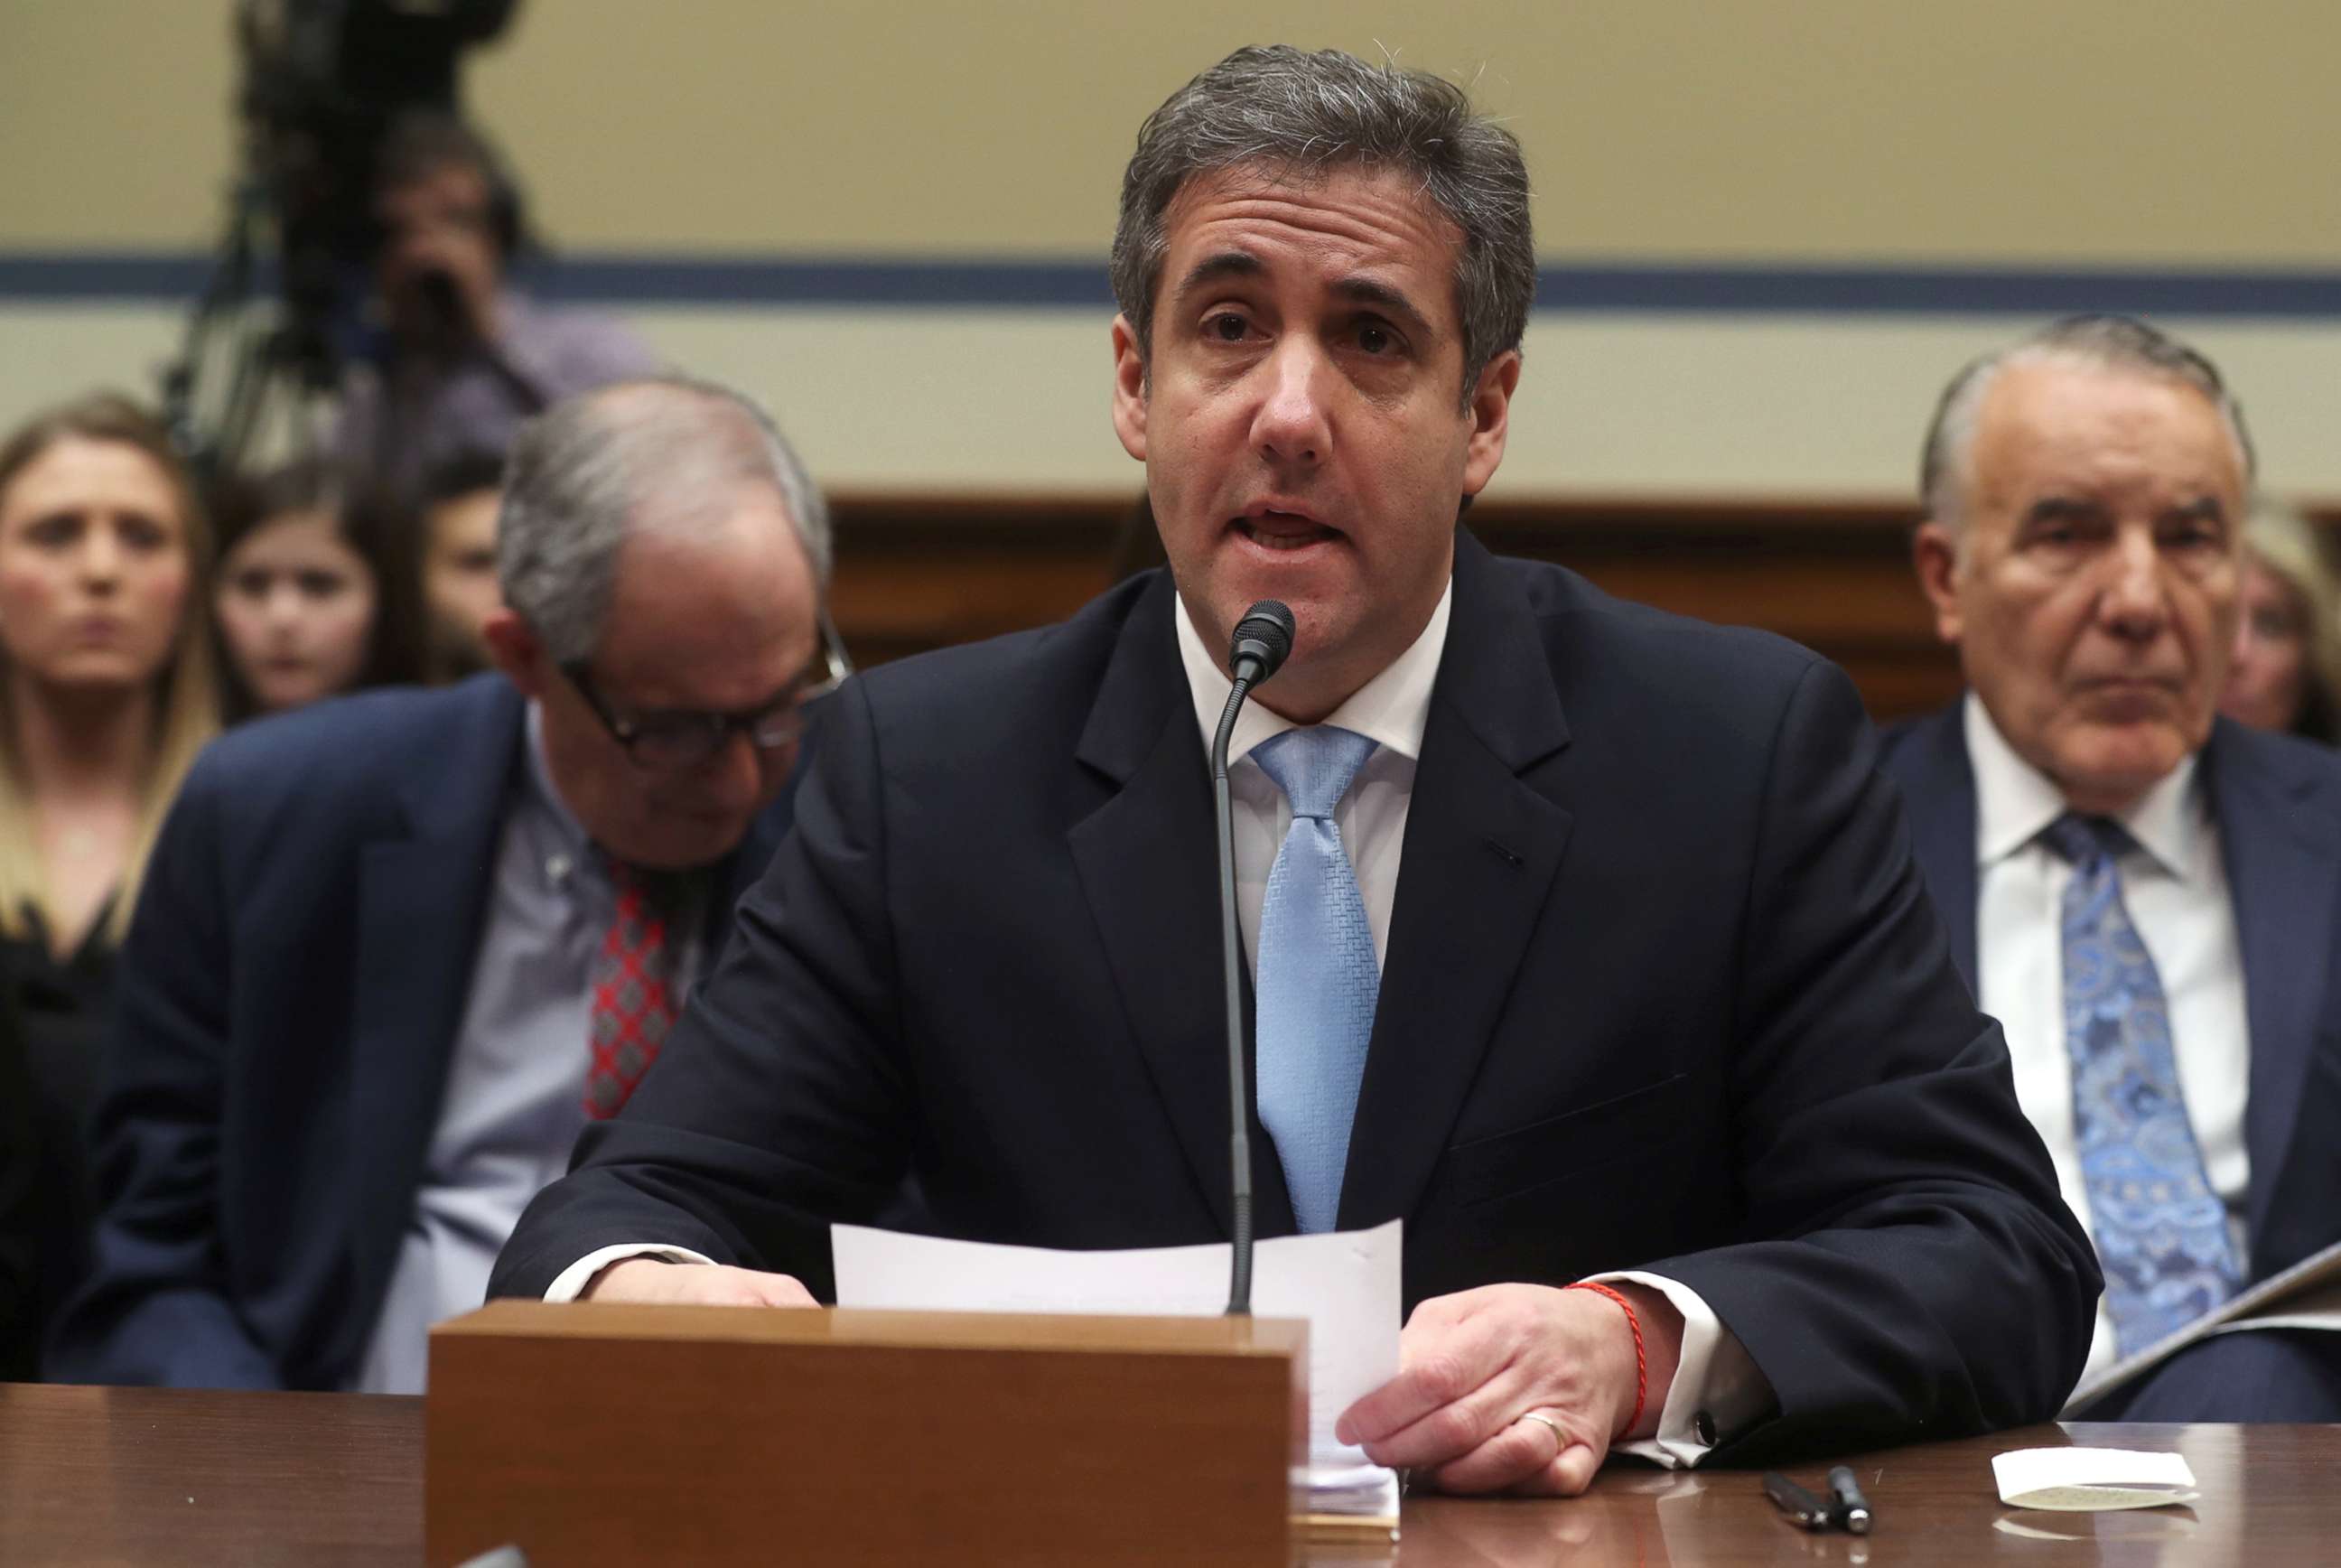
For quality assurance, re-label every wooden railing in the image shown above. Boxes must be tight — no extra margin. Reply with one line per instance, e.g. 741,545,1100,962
825,493,2340,723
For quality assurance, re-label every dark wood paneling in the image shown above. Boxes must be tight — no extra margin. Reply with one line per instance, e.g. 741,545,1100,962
826,493,2341,723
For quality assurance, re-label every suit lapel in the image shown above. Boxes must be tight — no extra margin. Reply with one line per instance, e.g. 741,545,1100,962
2205,722,2341,1251
1897,705,1982,994
341,683,527,1350
1066,574,1296,1237
1338,535,1573,1230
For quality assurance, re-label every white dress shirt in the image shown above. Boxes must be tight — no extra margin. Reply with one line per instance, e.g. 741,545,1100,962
555,581,1767,1465
1964,695,2252,1386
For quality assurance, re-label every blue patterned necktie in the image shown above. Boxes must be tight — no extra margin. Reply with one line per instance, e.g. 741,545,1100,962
1251,724,1382,1234
2044,812,2243,1356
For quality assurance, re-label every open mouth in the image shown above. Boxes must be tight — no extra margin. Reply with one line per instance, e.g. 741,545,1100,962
1232,509,1340,552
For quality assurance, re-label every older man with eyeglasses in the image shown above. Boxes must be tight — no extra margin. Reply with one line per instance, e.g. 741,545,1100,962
51,378,841,1393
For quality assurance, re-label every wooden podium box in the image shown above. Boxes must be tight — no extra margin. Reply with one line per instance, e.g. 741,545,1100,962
425,1301,1309,1566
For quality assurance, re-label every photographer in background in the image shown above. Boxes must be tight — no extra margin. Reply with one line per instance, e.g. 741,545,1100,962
334,112,659,512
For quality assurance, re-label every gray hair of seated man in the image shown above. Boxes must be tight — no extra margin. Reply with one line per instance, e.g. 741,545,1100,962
1109,44,1536,406
1918,313,2256,532
497,377,832,667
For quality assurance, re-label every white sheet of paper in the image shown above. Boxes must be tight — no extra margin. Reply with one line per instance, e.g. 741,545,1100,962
832,1218,1402,1466
1991,1447,2199,1512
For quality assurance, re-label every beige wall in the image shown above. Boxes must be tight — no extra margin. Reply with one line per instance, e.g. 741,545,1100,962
7,1,2337,257
2,1,2336,496
470,0,2339,263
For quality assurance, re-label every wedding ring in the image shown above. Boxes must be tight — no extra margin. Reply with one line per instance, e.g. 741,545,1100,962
1517,1411,1568,1446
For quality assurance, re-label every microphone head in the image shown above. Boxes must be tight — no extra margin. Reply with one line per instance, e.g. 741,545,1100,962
1227,600,1297,684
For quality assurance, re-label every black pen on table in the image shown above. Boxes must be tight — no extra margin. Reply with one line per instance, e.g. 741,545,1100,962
1762,1471,1832,1531
1826,1465,1874,1534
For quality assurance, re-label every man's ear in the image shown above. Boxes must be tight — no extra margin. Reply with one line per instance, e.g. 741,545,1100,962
480,608,551,697
1912,520,1966,645
1111,313,1148,462
1460,350,1523,498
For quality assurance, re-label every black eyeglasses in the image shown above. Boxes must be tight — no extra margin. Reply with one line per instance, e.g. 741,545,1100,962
563,608,853,770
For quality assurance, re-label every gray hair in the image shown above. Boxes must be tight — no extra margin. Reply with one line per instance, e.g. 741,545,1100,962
1109,45,1535,404
497,377,832,666
1919,313,2255,527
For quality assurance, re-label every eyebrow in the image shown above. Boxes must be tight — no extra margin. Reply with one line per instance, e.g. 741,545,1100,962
2021,496,2107,525
1173,251,1265,299
1170,252,1438,341
2162,496,2229,524
2019,493,2234,533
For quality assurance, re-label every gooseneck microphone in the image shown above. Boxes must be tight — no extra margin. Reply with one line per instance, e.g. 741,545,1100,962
1213,600,1296,1315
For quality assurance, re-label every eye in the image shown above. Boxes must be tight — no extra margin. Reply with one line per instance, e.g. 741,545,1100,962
1356,322,1395,355
25,513,80,549
1206,312,1251,343
2254,606,2299,640
296,570,348,598
117,514,172,552
2019,508,2103,551
230,567,273,598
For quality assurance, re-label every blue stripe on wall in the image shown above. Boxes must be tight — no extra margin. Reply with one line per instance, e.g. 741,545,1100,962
4,251,2339,317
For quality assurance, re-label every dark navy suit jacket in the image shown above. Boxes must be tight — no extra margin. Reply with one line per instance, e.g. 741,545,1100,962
493,534,2099,1461
48,676,792,1389
1879,703,2341,1289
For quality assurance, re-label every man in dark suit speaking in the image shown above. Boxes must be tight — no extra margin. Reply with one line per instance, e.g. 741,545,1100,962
493,47,2097,1484
1882,315,2341,1420
52,379,836,1393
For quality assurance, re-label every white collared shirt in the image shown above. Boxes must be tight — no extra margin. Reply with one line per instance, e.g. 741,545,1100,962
1176,580,1762,1469
1964,695,2252,1386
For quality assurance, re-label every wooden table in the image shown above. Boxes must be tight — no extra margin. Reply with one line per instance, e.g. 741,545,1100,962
0,1383,2323,1564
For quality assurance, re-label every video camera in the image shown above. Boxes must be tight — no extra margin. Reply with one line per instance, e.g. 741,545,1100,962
166,0,520,473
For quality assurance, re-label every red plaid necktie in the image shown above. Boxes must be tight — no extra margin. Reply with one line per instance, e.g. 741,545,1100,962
584,863,680,1118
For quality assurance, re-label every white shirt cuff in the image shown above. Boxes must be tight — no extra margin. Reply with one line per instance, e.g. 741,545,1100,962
542,1243,721,1302
1584,1269,1770,1469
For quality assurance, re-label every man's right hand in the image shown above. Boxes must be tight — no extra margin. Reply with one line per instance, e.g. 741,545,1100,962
580,1258,819,1307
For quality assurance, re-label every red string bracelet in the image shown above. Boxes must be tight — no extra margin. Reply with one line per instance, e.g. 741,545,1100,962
1565,1282,1647,1440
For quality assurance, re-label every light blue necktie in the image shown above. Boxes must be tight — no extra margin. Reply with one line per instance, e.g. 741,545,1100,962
2046,813,2243,1356
1251,724,1382,1235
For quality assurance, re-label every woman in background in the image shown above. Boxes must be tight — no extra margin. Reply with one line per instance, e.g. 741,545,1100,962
0,392,220,1371
211,458,428,719
2222,497,2341,744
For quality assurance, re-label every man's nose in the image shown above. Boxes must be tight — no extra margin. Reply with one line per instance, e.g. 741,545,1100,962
695,731,768,811
1251,341,1333,469
2097,528,2169,639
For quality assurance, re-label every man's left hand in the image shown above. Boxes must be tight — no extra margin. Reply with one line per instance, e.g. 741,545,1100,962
1334,1281,1683,1496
